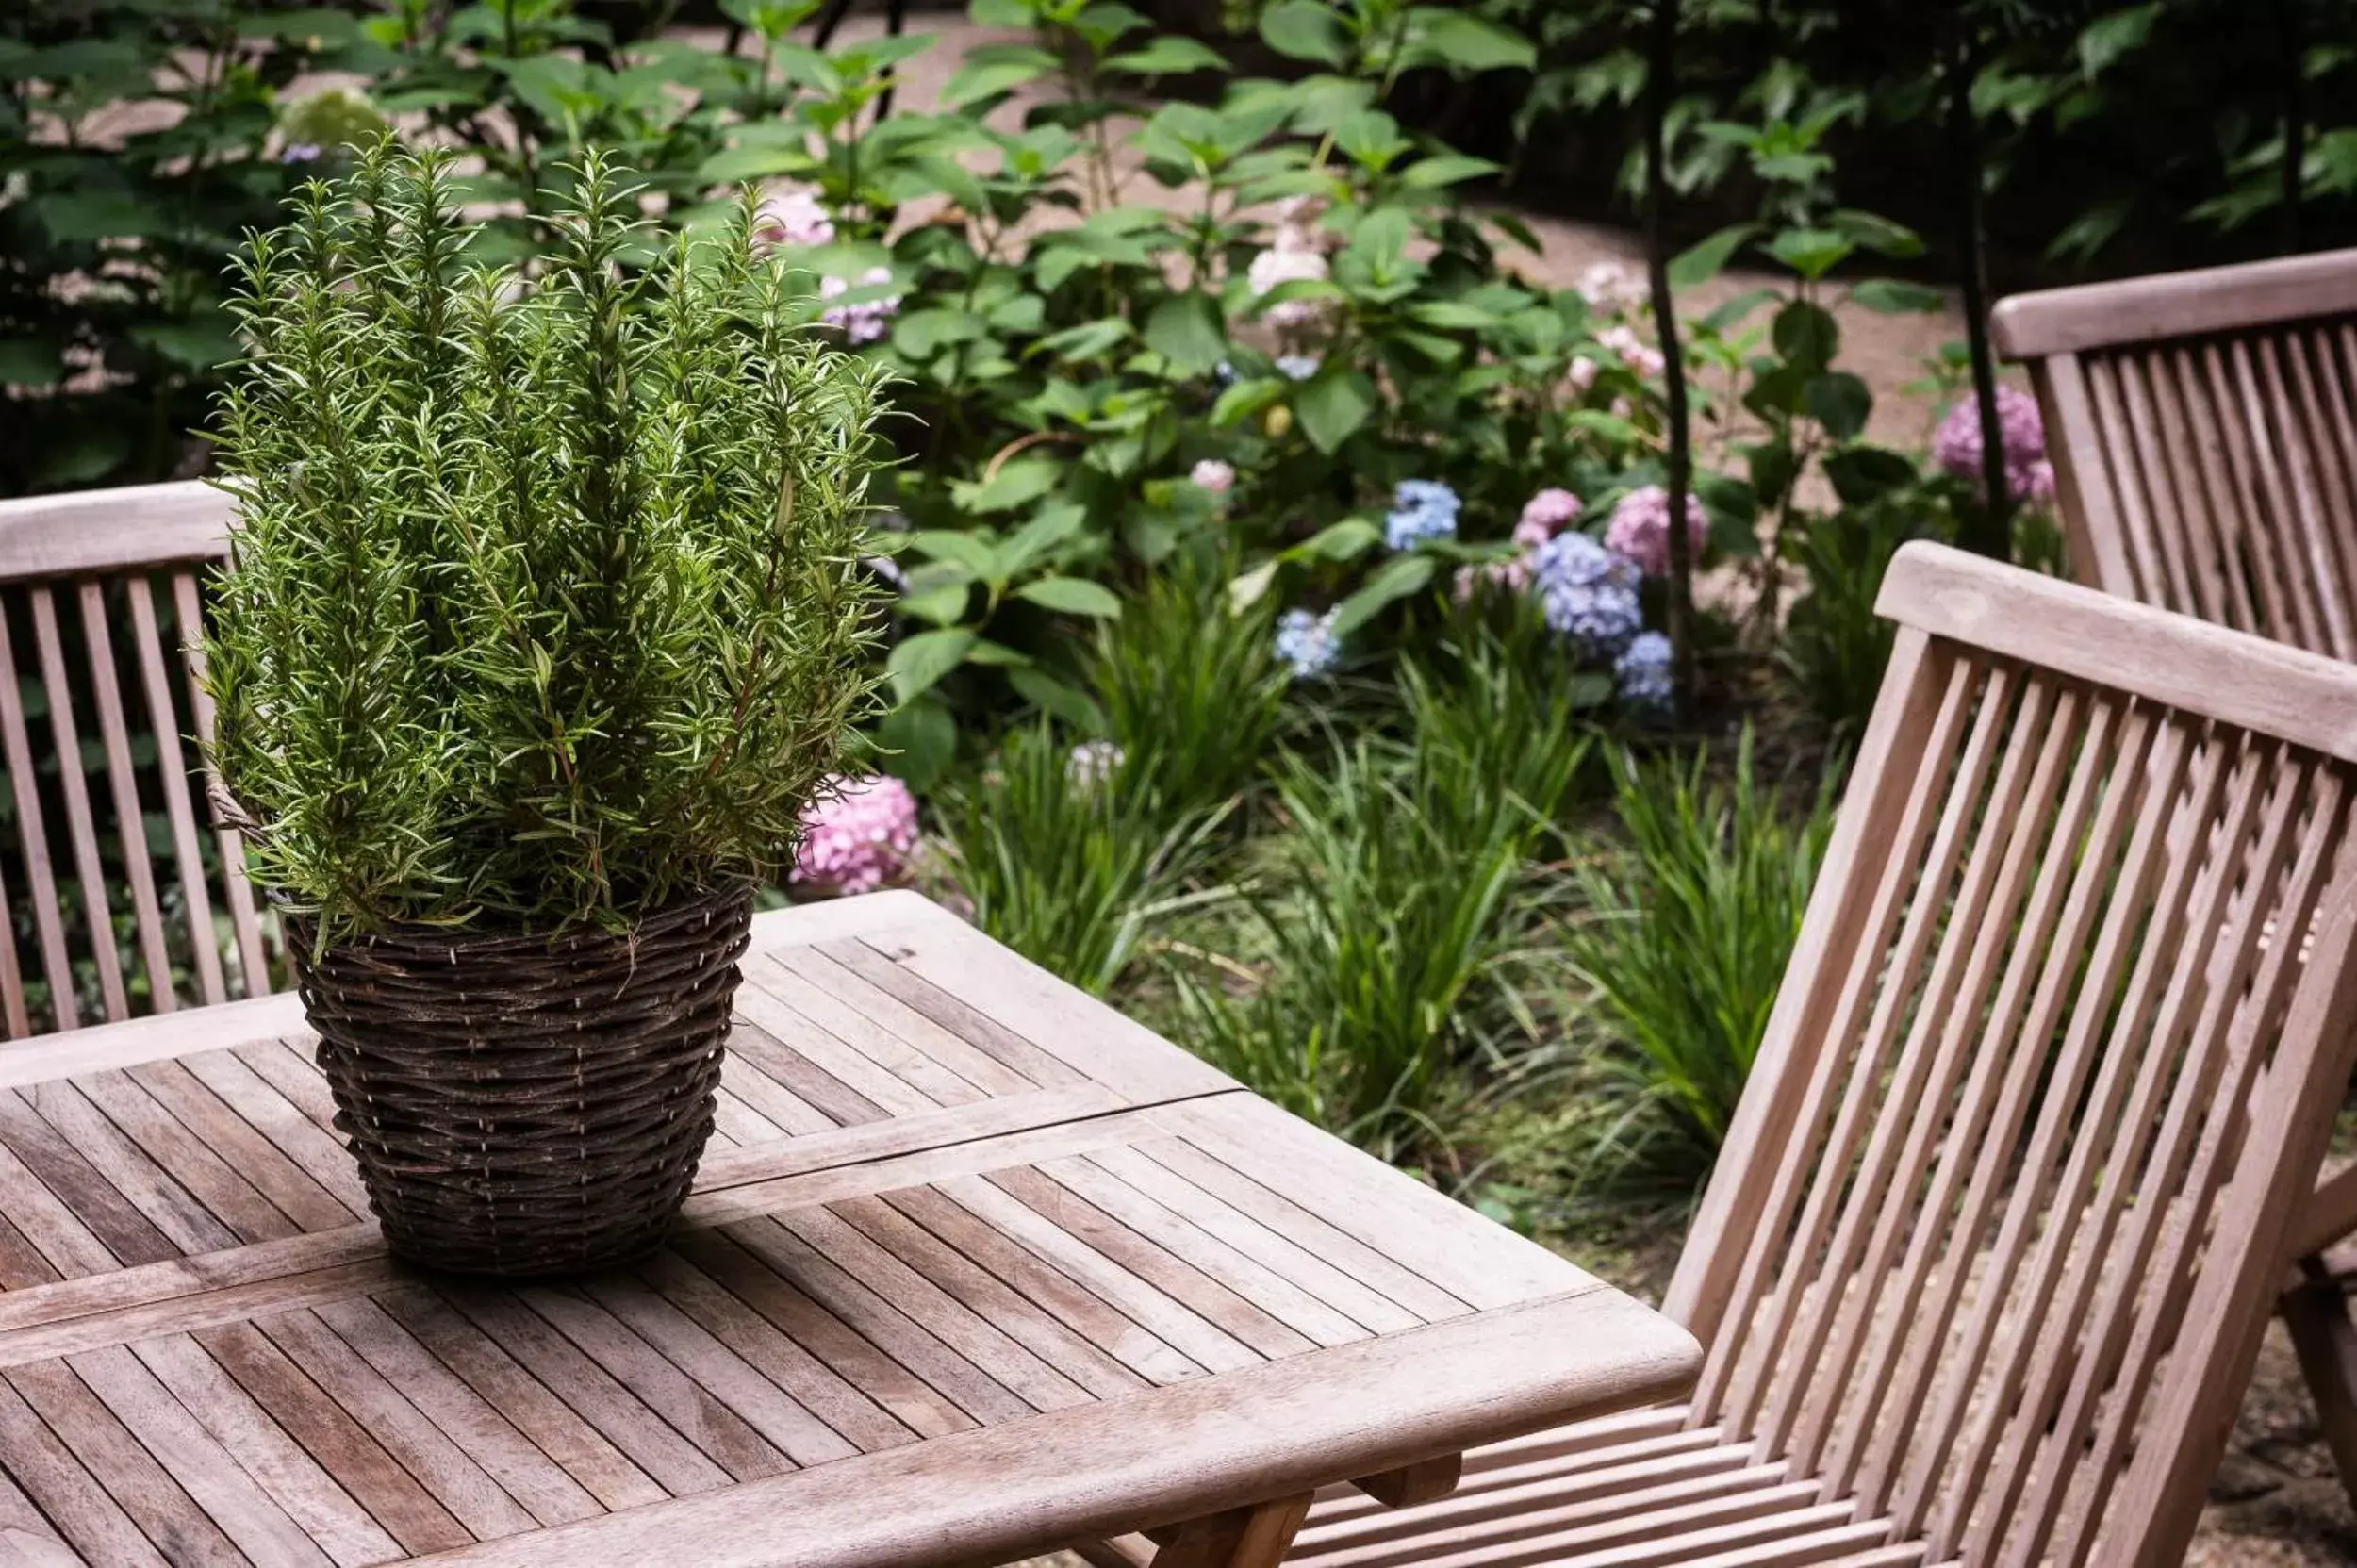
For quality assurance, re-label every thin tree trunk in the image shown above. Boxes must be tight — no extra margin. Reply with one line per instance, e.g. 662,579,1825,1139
2280,0,2306,253
1948,23,2009,559
1643,0,1695,708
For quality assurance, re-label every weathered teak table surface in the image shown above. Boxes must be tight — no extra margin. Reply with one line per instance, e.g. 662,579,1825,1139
0,891,1699,1567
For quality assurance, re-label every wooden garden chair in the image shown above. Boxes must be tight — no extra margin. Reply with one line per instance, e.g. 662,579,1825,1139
1244,540,2357,1567
0,480,273,1040
1993,249,2357,1511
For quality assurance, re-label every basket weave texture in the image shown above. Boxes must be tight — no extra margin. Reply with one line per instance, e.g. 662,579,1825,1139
290,884,755,1278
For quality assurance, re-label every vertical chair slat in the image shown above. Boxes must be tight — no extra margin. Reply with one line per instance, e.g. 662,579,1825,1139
0,596,74,1032
1889,705,2186,1539
27,585,126,1021
1961,735,2275,1556
127,577,225,1008
2205,342,2308,648
173,570,269,997
0,814,23,1039
79,581,173,1015
2251,338,2355,657
1751,663,2026,1462
2281,330,2357,657
1927,718,2226,1556
2102,354,2201,618
2013,749,2317,1565
1831,685,2114,1510
1787,674,2064,1482
1689,645,1976,1422
2038,355,2137,600
2157,347,2259,632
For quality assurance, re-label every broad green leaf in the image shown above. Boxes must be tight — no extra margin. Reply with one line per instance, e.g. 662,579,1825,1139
1765,227,1854,281
876,697,956,791
1772,300,1840,371
1804,371,1872,439
1293,517,1381,561
1294,370,1376,454
887,628,977,704
951,458,1062,515
1330,553,1435,636
131,317,239,371
963,638,1032,668
1406,301,1500,331
2078,4,2160,77
697,143,817,184
1823,444,1922,505
1400,154,1501,188
1403,12,1535,73
1210,376,1287,427
34,192,154,242
890,307,988,360
1009,667,1109,731
1016,576,1124,618
1669,223,1755,288
1144,293,1227,377
1035,318,1134,361
1104,37,1230,74
997,503,1089,578
896,582,975,626
1831,208,1923,259
940,45,1058,108
904,530,998,577
1260,0,1352,68
1849,278,1946,314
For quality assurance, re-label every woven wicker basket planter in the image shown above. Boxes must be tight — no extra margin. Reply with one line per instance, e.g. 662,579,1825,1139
289,885,755,1278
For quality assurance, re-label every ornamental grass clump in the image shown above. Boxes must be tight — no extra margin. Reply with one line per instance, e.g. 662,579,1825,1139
205,141,890,935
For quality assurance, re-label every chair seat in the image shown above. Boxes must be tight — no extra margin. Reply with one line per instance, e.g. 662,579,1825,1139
1286,1409,1928,1568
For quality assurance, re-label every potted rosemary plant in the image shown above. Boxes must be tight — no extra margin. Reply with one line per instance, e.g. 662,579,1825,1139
204,141,886,1277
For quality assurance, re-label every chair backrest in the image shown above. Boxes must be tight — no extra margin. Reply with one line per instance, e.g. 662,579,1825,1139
0,481,271,1039
1660,543,2357,1566
1993,248,2357,659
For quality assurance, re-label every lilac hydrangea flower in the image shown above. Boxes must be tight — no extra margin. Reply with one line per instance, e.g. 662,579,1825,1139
1597,322,1665,381
1518,487,1583,547
280,142,322,164
1275,355,1320,382
1247,242,1329,329
1615,632,1674,714
1605,486,1709,577
1934,385,2057,505
1275,607,1341,679
1384,480,1460,551
792,774,919,896
820,267,900,345
1532,532,1643,656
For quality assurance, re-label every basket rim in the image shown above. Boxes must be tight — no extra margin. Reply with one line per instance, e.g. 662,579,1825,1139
283,879,757,959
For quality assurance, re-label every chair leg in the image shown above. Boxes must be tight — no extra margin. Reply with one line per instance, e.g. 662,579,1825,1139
1149,1494,1316,1568
2283,1252,2357,1515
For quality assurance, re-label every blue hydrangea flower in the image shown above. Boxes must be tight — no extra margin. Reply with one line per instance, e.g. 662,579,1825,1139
1615,631,1674,714
1275,607,1341,679
1532,532,1643,655
1384,480,1461,552
1214,359,1238,388
1276,355,1321,382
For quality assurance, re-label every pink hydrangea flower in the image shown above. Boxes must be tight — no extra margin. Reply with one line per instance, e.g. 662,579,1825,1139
1518,487,1583,541
1606,486,1709,577
792,774,918,895
821,267,900,345
752,187,834,251
1934,385,2055,503
1598,322,1665,381
1191,458,1235,496
1566,355,1599,394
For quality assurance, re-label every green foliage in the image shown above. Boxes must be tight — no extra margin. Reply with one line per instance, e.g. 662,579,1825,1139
1174,655,1586,1151
203,142,889,933
1086,552,1289,820
1780,467,1951,734
934,720,1228,996
1554,733,1837,1210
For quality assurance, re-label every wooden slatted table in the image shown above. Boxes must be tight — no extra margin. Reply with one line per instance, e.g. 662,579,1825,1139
0,891,1700,1568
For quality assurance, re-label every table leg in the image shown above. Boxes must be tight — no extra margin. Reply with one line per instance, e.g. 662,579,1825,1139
1148,1494,1316,1568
